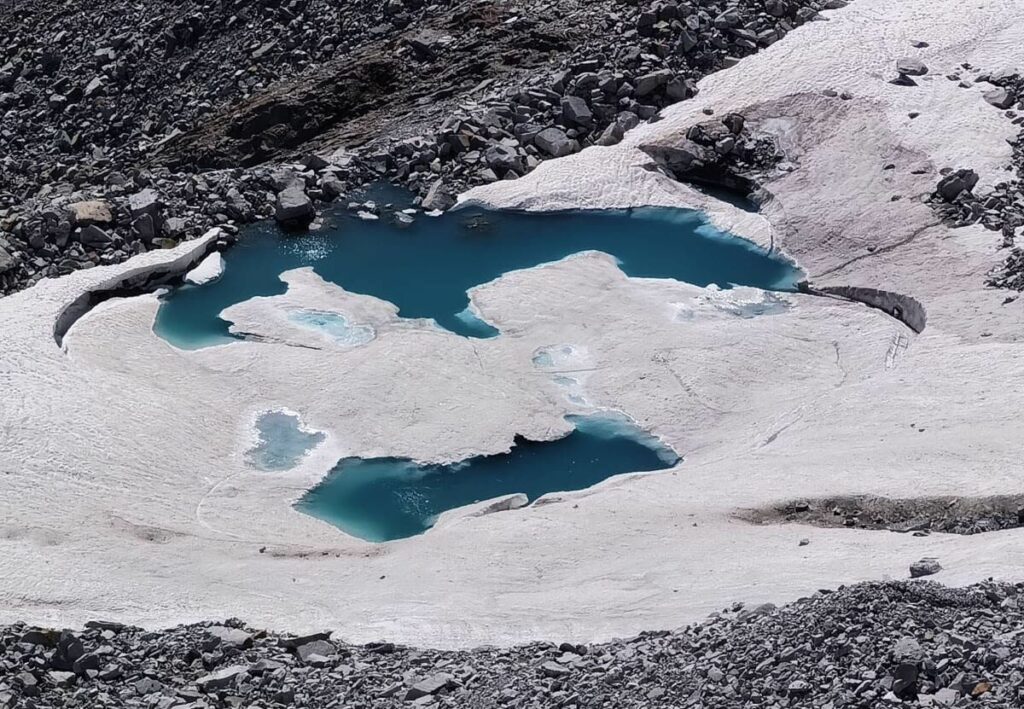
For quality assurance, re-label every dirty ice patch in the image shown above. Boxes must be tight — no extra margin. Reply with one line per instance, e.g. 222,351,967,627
287,309,376,346
246,410,326,472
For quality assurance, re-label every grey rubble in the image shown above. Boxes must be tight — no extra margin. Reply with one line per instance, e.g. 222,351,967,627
2,582,1023,708
926,72,1024,293
0,0,839,294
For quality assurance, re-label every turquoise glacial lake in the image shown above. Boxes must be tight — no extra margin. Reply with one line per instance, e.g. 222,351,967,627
174,202,802,541
154,205,802,348
296,413,680,542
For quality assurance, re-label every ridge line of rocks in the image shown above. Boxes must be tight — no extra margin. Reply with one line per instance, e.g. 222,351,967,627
4,580,1023,707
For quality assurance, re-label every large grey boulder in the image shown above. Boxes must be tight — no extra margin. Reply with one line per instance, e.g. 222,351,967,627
534,127,577,158
896,58,928,76
79,225,112,246
984,87,1015,109
561,96,593,128
66,200,113,226
936,169,979,201
484,144,524,174
910,557,942,578
421,179,456,211
196,665,248,692
206,626,253,650
0,242,14,273
405,673,453,700
128,189,163,221
274,185,314,228
635,69,672,97
295,639,335,662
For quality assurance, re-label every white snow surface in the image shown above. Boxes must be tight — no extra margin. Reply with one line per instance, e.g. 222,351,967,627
2,0,1024,647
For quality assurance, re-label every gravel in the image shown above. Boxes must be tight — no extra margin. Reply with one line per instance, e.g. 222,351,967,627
3,581,1024,707
0,0,844,295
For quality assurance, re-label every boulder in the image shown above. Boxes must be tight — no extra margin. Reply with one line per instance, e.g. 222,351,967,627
896,58,928,76
196,665,248,692
128,189,163,219
421,179,456,211
484,144,524,174
534,127,576,158
405,673,453,700
274,185,315,228
66,200,113,226
936,170,978,201
635,69,672,97
206,626,253,650
0,243,14,273
910,557,942,578
79,225,112,246
295,639,335,662
561,96,593,128
984,87,1015,109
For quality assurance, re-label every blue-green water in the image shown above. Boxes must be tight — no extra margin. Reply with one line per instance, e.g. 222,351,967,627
157,203,802,541
297,413,680,542
247,411,325,471
154,206,803,348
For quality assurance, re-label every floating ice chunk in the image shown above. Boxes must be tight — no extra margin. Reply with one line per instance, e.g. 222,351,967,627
357,211,379,221
184,252,224,285
287,309,375,346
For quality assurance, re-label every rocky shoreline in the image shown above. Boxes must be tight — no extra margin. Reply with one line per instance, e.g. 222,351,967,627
3,581,1024,708
0,0,844,295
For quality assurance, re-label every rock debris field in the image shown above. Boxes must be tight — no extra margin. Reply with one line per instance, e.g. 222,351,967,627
0,0,841,294
3,582,1024,708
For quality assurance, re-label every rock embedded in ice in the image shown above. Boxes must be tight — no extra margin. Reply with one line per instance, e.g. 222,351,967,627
983,87,1015,109
896,58,928,76
910,557,942,578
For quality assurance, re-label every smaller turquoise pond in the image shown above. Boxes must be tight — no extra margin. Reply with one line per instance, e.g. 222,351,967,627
247,411,325,471
296,413,680,542
154,206,803,348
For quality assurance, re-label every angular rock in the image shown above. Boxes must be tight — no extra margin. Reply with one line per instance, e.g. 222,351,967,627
405,673,453,700
207,626,253,650
910,557,943,578
534,127,576,158
421,179,456,211
295,639,335,662
984,87,1015,109
274,185,315,228
896,58,928,76
196,665,248,692
561,96,593,128
635,69,673,97
66,200,113,226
